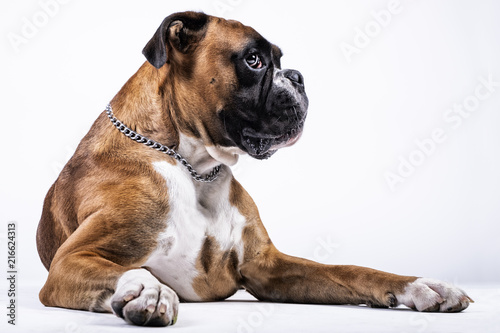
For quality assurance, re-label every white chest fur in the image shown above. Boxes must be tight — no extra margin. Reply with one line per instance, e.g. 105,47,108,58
142,160,246,301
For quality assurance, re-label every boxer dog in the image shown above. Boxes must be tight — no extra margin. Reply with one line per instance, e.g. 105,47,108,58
37,11,472,326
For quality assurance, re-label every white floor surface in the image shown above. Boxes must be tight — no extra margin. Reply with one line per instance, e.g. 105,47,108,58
1,283,499,333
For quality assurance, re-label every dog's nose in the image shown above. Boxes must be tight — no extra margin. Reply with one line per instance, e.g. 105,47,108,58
283,69,304,85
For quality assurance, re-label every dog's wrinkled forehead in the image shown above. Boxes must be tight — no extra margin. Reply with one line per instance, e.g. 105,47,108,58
142,11,282,71
206,18,282,65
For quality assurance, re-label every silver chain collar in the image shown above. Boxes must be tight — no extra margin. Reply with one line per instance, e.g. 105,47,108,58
105,103,221,182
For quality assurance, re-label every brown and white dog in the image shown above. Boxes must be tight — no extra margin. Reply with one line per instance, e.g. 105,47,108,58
37,11,472,327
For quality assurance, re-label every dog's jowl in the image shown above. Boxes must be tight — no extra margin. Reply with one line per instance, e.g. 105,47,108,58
36,11,472,327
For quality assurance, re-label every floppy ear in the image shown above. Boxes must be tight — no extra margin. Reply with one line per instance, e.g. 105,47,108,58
142,11,209,69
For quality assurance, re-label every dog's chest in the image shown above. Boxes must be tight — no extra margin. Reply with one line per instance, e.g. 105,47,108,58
142,161,246,301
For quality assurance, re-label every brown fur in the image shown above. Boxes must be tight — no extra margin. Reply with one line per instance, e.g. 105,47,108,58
192,236,241,301
37,62,177,310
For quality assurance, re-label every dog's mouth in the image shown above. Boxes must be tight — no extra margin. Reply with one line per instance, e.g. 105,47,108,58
241,123,304,159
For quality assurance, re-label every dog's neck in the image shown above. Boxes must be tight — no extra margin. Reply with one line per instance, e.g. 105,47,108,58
109,62,243,176
110,63,177,145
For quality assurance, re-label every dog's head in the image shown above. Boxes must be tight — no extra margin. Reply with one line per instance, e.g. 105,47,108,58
143,11,308,160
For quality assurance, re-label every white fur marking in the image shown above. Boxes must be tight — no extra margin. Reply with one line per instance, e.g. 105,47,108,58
112,269,178,324
397,278,471,312
206,145,245,166
142,160,246,301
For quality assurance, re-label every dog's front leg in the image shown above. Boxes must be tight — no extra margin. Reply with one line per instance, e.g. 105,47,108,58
39,215,179,326
232,179,472,312
240,246,472,312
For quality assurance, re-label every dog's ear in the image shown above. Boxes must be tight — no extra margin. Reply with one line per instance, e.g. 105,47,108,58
142,11,209,69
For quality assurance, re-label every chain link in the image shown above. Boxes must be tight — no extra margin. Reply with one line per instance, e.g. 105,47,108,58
105,103,221,182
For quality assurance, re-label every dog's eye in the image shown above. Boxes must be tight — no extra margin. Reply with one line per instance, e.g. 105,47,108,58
246,53,263,69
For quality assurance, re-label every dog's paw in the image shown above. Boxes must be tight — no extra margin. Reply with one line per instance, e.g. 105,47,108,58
111,269,179,326
396,278,473,312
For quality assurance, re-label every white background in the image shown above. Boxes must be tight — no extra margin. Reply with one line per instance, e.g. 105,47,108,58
1,0,499,293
